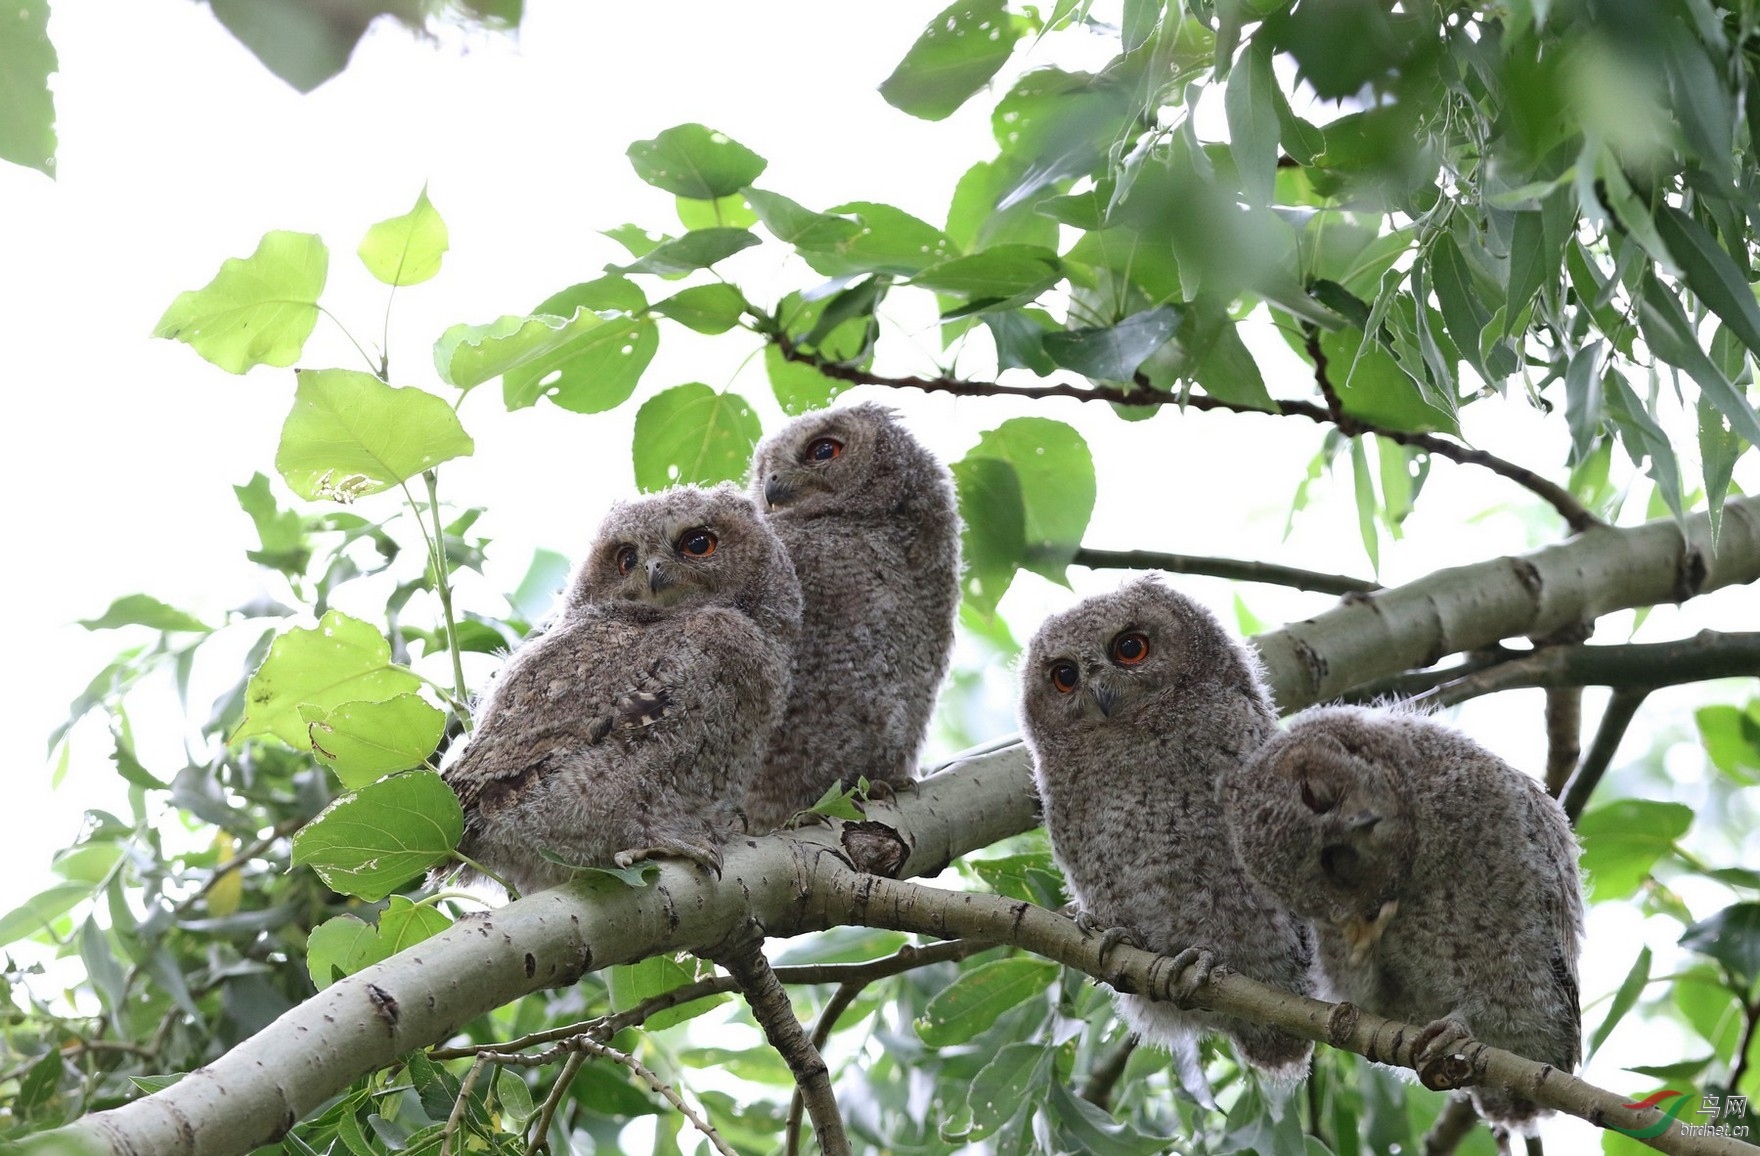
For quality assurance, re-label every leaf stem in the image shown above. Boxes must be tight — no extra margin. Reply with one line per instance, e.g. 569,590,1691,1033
418,471,471,728
317,305,385,380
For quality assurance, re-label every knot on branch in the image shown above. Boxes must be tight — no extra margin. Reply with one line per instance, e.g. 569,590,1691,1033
841,820,909,877
1326,1000,1361,1047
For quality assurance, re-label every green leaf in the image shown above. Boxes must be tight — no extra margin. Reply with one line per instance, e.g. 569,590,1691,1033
1654,206,1760,362
1192,316,1275,410
676,192,757,231
358,186,448,286
609,955,728,1031
1587,946,1650,1060
1681,903,1760,990
1505,210,1549,338
0,882,91,947
307,693,447,787
967,418,1094,584
1696,701,1760,784
1350,437,1380,573
275,369,473,503
879,0,1021,122
1320,324,1460,435
1045,1078,1179,1156
77,594,212,634
745,188,862,250
1698,394,1745,546
0,0,56,177
306,914,384,988
653,283,751,334
379,897,448,955
984,309,1058,375
616,227,759,276
1224,38,1279,205
235,471,311,575
1637,276,1760,447
152,231,328,373
1043,305,1180,382
1563,342,1604,463
1602,369,1685,525
951,455,1026,614
802,201,956,277
626,124,767,200
964,1042,1052,1139
912,244,1062,312
631,384,762,491
435,306,657,414
1575,799,1693,901
292,771,463,901
233,610,422,747
915,956,1058,1046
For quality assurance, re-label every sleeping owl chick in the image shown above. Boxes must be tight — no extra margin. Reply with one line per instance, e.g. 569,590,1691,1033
744,403,960,832
439,484,802,897
1223,704,1584,1134
1019,576,1317,1085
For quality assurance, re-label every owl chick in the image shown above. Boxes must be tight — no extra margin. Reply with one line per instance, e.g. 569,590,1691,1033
744,403,961,832
1019,576,1317,1085
1223,704,1583,1133
439,484,802,897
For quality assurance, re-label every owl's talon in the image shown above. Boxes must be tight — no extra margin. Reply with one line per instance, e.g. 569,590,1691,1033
1412,1017,1475,1090
1163,944,1217,1010
784,809,833,829
614,842,724,878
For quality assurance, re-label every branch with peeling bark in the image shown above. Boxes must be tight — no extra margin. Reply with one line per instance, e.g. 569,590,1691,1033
22,499,1760,1156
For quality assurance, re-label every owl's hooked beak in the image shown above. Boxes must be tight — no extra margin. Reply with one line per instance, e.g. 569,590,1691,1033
763,472,795,510
647,558,672,596
1346,809,1381,833
1090,682,1119,718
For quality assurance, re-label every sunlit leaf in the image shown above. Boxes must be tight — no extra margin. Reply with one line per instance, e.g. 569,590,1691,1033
915,956,1058,1046
653,283,751,334
78,594,212,634
0,0,56,177
307,693,446,787
1576,799,1693,901
152,231,327,373
966,418,1094,584
233,610,422,747
1696,701,1760,784
358,186,448,286
631,384,762,491
951,455,1026,615
275,369,474,502
615,228,759,276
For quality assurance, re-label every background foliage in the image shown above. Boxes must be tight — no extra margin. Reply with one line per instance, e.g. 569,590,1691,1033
3,1,1759,1153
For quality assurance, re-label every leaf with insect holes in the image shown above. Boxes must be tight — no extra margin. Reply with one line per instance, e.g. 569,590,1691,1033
275,369,473,503
292,772,463,901
233,611,421,747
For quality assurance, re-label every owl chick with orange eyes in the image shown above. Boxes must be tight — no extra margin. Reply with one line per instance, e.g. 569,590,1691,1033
1020,577,1316,1088
438,483,801,897
744,403,960,832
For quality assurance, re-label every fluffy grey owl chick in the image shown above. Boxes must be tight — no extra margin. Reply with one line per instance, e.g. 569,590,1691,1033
744,402,960,832
1019,577,1316,1084
1223,704,1583,1133
440,483,801,897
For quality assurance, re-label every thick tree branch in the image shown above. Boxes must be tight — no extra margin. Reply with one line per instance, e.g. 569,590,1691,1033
773,334,1600,531
1070,547,1378,596
30,500,1760,1156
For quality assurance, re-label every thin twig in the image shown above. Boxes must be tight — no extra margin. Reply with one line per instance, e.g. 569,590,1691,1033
1336,647,1519,703
524,1050,583,1156
1544,688,1583,797
707,925,851,1156
1421,1095,1482,1156
429,938,993,1062
1070,548,1378,596
1561,688,1651,822
1729,997,1759,1096
1418,632,1760,709
773,332,1600,532
570,1038,738,1156
440,1054,490,1156
1078,1035,1138,1112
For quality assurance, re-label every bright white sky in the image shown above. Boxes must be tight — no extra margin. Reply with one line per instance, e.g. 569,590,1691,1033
1,1,1755,1138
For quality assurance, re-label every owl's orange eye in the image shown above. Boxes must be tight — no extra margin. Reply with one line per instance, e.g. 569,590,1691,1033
1049,662,1079,694
805,437,843,463
1110,632,1149,665
614,546,638,576
677,529,718,558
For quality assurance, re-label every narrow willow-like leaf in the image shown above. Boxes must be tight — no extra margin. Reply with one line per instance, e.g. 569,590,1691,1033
77,594,212,634
616,227,759,276
879,0,1021,122
291,772,463,901
1586,945,1650,1060
1602,368,1684,525
152,231,328,373
1224,38,1279,205
233,610,422,747
358,186,448,286
276,369,473,502
626,124,767,200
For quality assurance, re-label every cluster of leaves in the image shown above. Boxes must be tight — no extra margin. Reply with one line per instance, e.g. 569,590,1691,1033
7,0,1760,1152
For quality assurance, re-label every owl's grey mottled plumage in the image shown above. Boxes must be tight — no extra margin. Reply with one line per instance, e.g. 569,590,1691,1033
744,403,960,832
1223,704,1584,1133
1019,577,1317,1083
439,484,801,897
